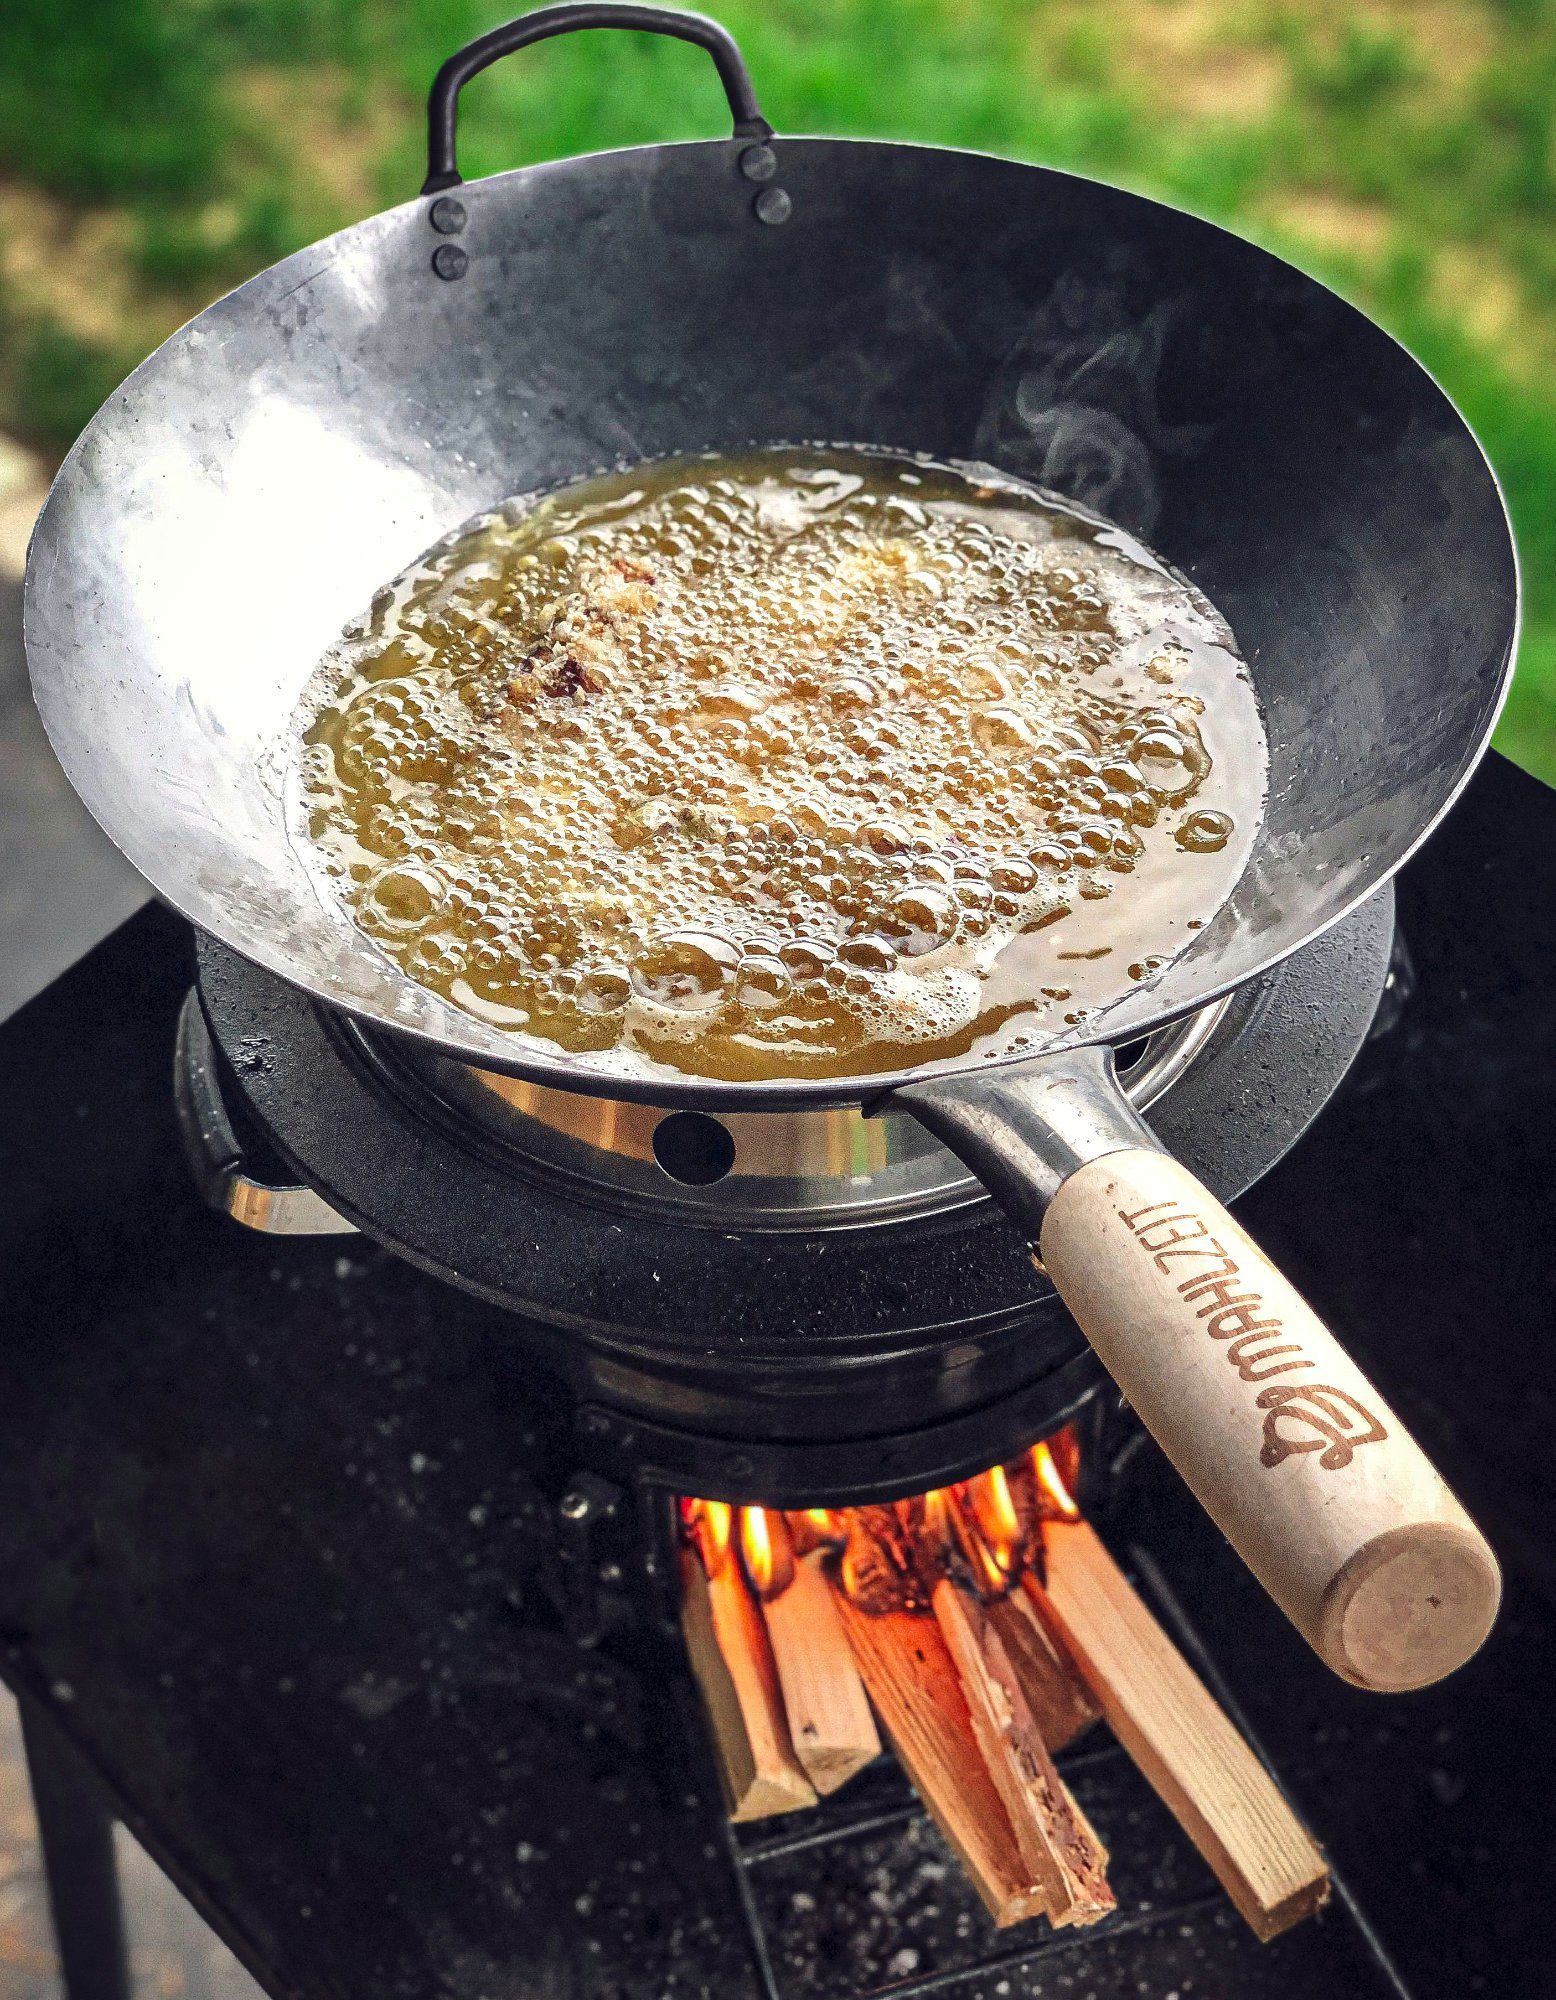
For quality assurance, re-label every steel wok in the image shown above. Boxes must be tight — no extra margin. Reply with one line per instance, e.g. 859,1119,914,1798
25,4,1517,1689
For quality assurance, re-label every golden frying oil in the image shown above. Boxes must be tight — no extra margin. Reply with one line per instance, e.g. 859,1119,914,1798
295,448,1265,1082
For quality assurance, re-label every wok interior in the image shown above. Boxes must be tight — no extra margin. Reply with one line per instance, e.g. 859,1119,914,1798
26,138,1516,1107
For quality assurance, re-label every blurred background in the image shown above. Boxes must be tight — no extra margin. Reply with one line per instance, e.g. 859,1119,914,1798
3,0,1555,1021
4,1,1556,735
0,3,1552,1991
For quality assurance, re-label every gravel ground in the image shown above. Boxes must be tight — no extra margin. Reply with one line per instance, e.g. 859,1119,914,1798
0,1690,264,2000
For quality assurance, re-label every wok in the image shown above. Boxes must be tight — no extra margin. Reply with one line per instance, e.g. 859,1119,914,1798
26,4,1518,1689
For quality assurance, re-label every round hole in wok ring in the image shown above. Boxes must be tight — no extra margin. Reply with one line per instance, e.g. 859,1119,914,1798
25,10,1516,1693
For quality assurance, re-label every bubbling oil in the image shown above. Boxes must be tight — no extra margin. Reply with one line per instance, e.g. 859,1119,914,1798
295,448,1266,1082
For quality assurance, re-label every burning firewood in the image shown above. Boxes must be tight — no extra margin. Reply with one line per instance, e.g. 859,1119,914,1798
830,1589,1049,1927
740,1508,881,1794
829,1486,1112,1928
1027,1515,1329,1940
679,1500,817,1822
984,1586,1100,1754
929,1484,1110,1924
678,1427,1329,1945
950,1464,1100,1753
930,1574,1114,1927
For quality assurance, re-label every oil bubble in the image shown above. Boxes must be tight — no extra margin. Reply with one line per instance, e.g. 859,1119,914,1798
1175,809,1234,854
630,933,738,1010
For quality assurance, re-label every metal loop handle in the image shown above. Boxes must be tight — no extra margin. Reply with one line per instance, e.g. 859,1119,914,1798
424,2,772,195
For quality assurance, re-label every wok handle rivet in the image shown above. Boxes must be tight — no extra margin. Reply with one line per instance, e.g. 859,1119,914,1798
429,195,467,235
753,186,792,227
431,242,469,281
739,143,777,183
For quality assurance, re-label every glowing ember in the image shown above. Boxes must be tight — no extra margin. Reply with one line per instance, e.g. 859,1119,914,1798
788,1507,848,1556
839,1508,919,1610
838,1528,873,1606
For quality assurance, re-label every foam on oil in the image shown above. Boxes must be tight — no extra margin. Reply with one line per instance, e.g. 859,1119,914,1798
295,447,1266,1082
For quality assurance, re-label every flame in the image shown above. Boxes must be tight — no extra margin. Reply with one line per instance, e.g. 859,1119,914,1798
942,1483,1006,1599
740,1506,774,1596
921,1487,952,1547
1031,1440,1080,1521
682,1426,1080,1611
738,1506,794,1599
684,1496,733,1574
966,1464,1023,1574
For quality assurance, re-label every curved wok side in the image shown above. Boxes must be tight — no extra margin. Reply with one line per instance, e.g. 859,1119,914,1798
24,136,1518,1107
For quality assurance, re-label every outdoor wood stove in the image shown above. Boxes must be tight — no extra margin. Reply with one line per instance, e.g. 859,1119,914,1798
0,759,1553,2000
168,887,1399,1941
27,0,1516,1695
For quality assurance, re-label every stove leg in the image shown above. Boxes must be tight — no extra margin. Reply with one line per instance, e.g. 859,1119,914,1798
19,1696,132,2000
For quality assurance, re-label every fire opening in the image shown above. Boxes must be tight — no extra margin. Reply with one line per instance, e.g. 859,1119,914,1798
676,1423,1330,1943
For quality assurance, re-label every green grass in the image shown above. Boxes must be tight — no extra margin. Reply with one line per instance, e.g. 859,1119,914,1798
1,0,1553,775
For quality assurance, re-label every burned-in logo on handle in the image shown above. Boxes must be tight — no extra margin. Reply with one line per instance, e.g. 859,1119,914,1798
1116,1196,1390,1472
1255,1385,1388,1471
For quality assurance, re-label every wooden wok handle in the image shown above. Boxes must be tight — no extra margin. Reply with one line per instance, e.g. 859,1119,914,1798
1039,1149,1500,1691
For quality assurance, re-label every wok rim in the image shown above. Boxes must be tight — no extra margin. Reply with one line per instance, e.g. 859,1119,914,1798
24,134,1522,1113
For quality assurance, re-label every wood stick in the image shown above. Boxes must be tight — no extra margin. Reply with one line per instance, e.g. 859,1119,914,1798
984,1585,1100,1754
932,1579,1114,1928
831,1586,1047,1927
1028,1519,1329,1940
679,1546,817,1822
761,1552,881,1794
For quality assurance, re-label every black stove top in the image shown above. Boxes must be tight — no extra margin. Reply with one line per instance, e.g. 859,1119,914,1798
187,872,1393,1506
1,752,1554,2000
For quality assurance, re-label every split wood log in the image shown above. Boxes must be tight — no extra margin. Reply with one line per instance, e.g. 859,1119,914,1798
679,1545,817,1822
831,1587,1047,1927
762,1551,881,1794
984,1584,1100,1755
931,1578,1114,1928
1028,1518,1329,1940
